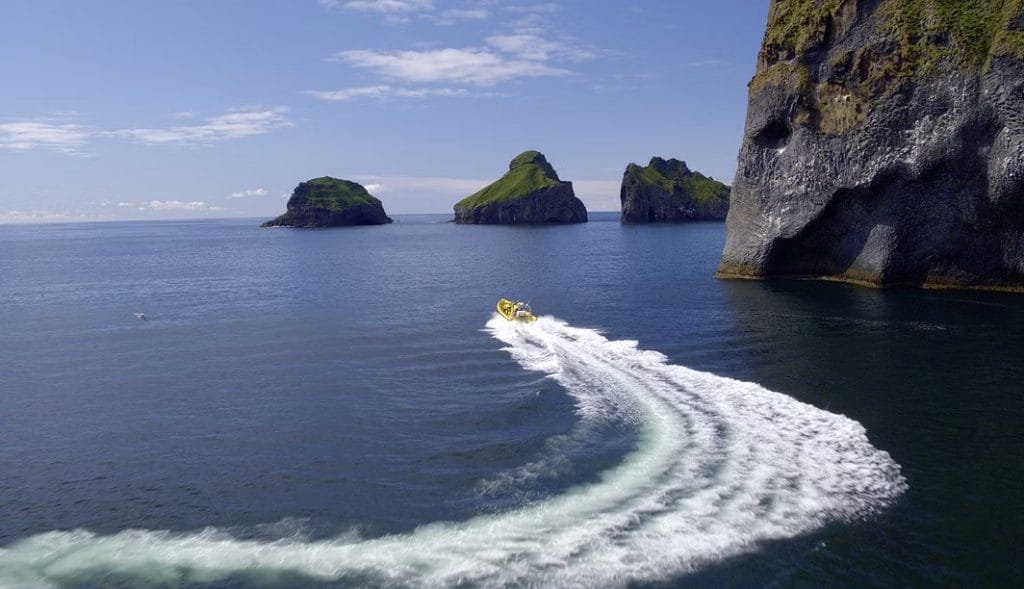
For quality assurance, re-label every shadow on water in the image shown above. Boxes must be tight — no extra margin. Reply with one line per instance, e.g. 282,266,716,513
708,278,1024,587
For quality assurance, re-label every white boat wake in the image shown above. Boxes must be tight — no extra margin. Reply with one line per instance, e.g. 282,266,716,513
0,315,906,588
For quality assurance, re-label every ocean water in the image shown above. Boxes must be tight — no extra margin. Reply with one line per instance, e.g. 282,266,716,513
0,213,1021,588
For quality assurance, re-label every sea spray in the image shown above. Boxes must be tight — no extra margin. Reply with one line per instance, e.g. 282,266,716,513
0,315,907,588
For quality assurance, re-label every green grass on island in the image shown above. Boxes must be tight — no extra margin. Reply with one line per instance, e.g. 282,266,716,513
631,161,729,205
292,177,383,211
456,150,563,208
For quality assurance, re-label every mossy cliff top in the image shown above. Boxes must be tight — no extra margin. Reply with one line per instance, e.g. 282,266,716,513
288,177,383,211
262,176,391,227
455,150,564,208
753,0,1024,94
749,0,1024,135
626,157,730,205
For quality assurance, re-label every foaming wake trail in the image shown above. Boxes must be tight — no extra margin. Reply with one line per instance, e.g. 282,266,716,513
0,315,907,588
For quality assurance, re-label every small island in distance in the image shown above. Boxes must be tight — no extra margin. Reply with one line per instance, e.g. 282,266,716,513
262,152,732,229
620,157,730,223
453,150,587,225
262,177,392,228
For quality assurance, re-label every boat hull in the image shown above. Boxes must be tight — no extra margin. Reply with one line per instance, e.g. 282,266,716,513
497,298,536,322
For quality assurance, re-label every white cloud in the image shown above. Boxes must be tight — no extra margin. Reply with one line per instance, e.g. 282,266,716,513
486,34,595,61
0,108,291,155
323,0,433,12
146,200,214,211
303,85,472,101
229,187,268,198
0,121,91,155
505,2,559,14
504,2,560,30
0,210,94,224
110,107,291,145
173,111,198,120
363,183,382,192
304,85,391,101
323,0,492,24
336,48,568,85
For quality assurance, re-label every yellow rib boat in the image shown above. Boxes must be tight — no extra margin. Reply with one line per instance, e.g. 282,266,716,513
497,298,536,322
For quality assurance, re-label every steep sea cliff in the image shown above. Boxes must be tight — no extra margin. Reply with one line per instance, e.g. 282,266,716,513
719,0,1024,291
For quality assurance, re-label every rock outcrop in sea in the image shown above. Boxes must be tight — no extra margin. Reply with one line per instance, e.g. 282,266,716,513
262,177,392,228
620,157,730,222
453,150,587,224
718,0,1024,291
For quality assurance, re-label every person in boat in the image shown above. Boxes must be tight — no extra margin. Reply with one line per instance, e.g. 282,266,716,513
515,302,531,318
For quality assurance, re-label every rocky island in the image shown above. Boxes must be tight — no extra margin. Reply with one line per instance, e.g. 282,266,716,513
262,177,392,228
453,150,587,224
718,0,1024,291
620,157,730,223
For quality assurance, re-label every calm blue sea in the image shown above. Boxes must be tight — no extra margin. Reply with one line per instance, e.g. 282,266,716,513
1,213,1021,587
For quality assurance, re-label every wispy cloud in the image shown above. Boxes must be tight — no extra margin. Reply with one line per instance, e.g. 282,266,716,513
145,200,219,211
303,85,473,101
322,0,434,21
105,200,222,211
485,34,595,61
110,107,291,145
504,2,561,30
323,0,494,24
505,2,559,13
0,120,91,155
2,108,292,155
0,209,96,224
336,48,568,85
229,187,268,198
323,0,434,12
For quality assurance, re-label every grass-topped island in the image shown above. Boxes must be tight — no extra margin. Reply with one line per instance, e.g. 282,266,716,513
262,177,392,228
453,150,587,224
620,157,730,223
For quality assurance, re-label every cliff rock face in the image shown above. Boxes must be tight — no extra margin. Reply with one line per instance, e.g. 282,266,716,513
620,157,730,222
718,0,1024,291
453,150,587,224
262,177,392,228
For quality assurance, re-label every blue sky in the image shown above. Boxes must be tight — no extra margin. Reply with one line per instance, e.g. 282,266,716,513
0,0,769,223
